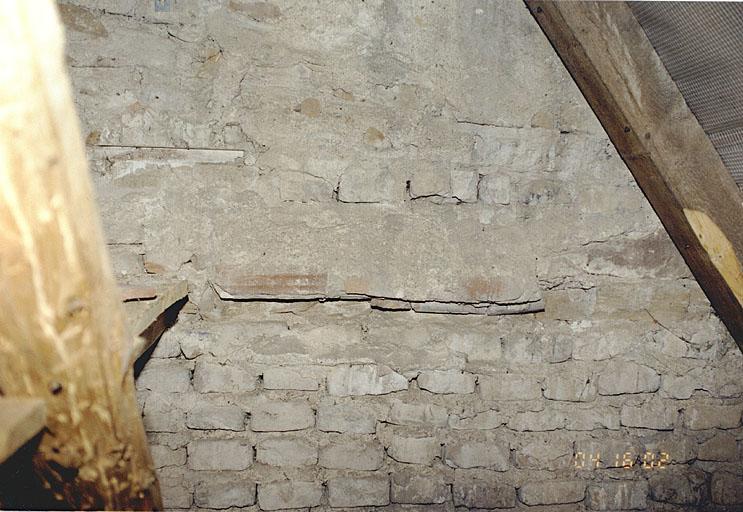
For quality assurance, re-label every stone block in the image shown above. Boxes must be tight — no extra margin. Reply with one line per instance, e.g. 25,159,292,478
597,361,660,395
136,359,191,392
150,444,186,468
448,410,504,430
251,400,314,432
327,364,408,396
337,167,398,203
327,475,390,507
543,371,596,402
186,404,245,431
258,480,323,510
319,438,384,470
620,401,678,430
192,360,256,392
586,481,648,510
445,440,509,470
479,174,510,205
317,401,378,434
417,370,476,394
160,480,193,509
711,472,743,505
408,167,449,199
256,437,317,466
518,480,586,506
263,366,320,390
391,470,450,504
450,169,478,203
187,439,252,470
388,400,448,427
565,405,620,431
453,470,516,508
649,468,705,505
478,374,542,401
699,432,738,461
513,435,572,470
684,404,742,430
194,475,255,509
388,435,440,465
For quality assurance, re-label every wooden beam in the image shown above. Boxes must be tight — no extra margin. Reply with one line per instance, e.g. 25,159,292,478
0,398,46,464
525,1,743,351
0,1,161,509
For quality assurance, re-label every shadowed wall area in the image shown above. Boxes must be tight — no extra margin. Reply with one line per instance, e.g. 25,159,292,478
60,0,743,509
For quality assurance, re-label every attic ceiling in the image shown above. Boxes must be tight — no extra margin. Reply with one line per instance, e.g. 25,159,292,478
629,1,743,187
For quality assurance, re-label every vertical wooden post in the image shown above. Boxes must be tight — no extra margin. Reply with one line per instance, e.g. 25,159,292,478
0,1,161,509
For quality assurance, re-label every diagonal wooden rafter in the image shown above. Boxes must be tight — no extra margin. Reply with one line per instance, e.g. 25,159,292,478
525,0,743,352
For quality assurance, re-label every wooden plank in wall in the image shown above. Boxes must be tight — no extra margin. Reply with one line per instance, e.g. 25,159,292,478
0,398,46,465
0,1,161,509
525,0,743,351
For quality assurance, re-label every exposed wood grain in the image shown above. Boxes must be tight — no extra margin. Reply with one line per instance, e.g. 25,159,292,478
525,0,743,351
0,398,46,464
0,1,161,508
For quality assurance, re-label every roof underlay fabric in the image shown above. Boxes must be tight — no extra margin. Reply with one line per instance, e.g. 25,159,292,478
629,1,743,187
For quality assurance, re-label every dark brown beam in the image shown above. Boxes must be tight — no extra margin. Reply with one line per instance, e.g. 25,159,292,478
525,1,743,351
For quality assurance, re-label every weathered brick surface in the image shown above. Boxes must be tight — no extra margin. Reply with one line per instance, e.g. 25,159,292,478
388,400,448,427
186,404,245,431
620,401,678,430
263,366,320,390
417,370,476,394
316,401,378,434
192,360,256,392
319,438,385,470
478,373,542,401
448,410,504,430
391,470,451,504
711,472,743,505
150,444,186,468
250,400,314,432
137,359,191,392
194,475,255,508
649,468,706,506
453,470,516,509
328,475,390,507
684,404,743,430
597,361,660,395
445,440,509,470
518,480,586,506
586,481,648,510
388,435,440,465
258,480,323,510
543,371,597,402
143,393,185,433
256,437,317,466
187,439,252,470
328,364,408,396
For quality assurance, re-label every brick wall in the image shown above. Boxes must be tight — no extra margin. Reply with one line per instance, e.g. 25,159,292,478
62,0,743,510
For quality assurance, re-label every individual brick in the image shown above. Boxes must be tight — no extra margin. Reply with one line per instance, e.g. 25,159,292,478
143,393,185,433
698,432,738,461
586,481,648,510
543,371,596,402
388,399,448,427
337,167,398,203
258,480,323,510
186,404,245,431
478,373,541,401
512,435,572,470
711,472,743,505
250,400,314,432
597,361,660,395
327,364,408,396
649,468,706,505
187,439,253,470
317,401,378,434
256,437,317,466
160,480,193,509
449,410,504,430
263,366,320,390
327,475,390,507
620,401,678,430
319,438,384,470
479,174,510,205
192,360,256,392
508,409,565,431
194,475,255,509
518,480,586,506
453,470,516,508
445,440,509,470
450,169,479,203
391,469,451,504
150,445,186,468
684,404,743,430
417,370,476,394
136,359,191,392
565,405,620,431
388,435,440,465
